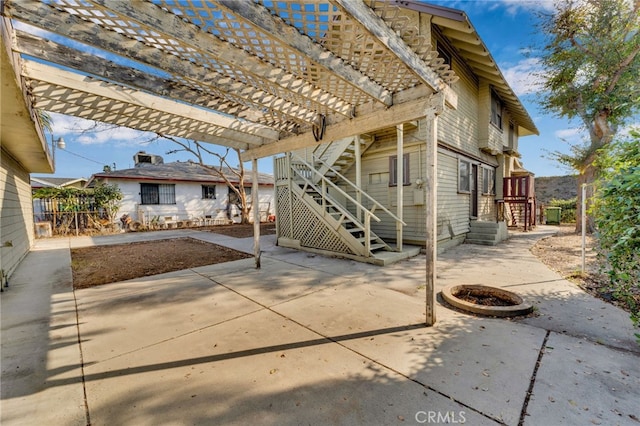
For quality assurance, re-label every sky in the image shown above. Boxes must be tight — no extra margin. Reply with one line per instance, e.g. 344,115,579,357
34,0,636,180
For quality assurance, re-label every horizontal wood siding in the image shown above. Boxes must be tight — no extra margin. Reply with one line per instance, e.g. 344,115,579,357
437,151,472,239
439,55,480,156
346,132,472,245
0,148,34,278
334,43,505,248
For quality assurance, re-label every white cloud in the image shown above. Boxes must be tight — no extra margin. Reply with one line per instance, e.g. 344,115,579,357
618,122,640,138
554,127,586,142
501,58,544,96
497,0,555,14
50,112,155,146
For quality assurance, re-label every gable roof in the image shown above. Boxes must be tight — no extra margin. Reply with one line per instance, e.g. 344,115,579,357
392,0,538,137
87,161,274,187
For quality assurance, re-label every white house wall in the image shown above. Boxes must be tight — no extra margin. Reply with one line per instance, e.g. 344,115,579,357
103,178,274,224
0,147,34,278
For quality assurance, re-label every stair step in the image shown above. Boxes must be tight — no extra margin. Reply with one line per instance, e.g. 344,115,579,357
356,236,376,243
465,239,498,246
466,232,499,241
469,221,500,229
369,243,387,251
467,229,499,236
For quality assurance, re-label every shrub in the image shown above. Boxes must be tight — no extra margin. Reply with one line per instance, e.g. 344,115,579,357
549,198,577,223
592,130,640,343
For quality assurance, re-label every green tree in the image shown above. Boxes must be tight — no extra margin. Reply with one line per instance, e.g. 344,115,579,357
536,0,640,232
592,130,640,341
92,182,123,225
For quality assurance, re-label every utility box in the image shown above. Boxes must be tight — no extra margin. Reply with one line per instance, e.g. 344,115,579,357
546,207,562,225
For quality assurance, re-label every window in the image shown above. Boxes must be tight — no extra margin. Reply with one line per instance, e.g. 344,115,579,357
140,183,175,205
389,154,410,186
229,186,250,206
369,172,389,185
436,43,452,67
458,159,471,193
490,91,503,130
202,185,216,200
508,122,517,149
482,167,495,195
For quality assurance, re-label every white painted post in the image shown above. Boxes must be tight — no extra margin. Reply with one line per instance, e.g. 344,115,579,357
253,159,261,269
396,123,404,251
581,183,587,274
425,92,445,326
355,135,362,222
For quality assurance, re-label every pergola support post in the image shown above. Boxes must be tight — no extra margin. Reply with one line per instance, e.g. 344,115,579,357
424,92,445,326
396,124,404,251
355,135,362,222
252,158,261,269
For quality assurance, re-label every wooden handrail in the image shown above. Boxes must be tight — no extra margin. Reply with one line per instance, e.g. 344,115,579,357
289,152,380,227
310,153,407,226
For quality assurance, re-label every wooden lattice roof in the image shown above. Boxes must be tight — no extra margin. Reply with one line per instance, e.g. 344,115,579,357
2,0,536,165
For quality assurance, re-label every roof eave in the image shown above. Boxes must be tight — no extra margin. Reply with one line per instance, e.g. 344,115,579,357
393,1,539,137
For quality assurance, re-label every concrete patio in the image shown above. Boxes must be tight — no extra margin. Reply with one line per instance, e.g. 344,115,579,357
2,226,639,425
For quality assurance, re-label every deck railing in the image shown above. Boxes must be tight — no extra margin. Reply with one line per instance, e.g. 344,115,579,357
503,176,535,201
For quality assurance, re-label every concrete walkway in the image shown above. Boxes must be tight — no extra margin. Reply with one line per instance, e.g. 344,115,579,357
2,226,639,425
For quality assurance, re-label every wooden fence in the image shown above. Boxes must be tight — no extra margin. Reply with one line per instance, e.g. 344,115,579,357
33,195,116,236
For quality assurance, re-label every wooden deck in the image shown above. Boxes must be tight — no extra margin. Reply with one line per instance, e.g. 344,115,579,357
503,176,536,231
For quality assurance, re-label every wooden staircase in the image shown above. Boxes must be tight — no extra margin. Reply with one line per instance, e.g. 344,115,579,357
289,155,394,257
311,136,375,182
301,184,391,255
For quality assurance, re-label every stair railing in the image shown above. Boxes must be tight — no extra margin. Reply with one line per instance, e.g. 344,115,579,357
289,153,376,235
310,153,406,228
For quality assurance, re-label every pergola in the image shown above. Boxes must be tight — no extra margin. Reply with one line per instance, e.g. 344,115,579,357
1,0,522,325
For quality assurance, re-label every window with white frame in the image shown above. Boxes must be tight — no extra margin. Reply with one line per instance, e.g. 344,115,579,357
458,159,471,193
140,183,175,205
482,167,495,195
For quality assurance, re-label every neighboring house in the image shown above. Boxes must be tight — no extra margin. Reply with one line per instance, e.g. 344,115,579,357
31,176,89,223
1,34,53,281
86,152,275,226
274,2,539,264
31,176,88,190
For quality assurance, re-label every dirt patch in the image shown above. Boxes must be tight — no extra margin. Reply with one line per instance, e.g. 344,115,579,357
531,225,637,314
71,237,252,289
457,292,517,307
205,223,276,238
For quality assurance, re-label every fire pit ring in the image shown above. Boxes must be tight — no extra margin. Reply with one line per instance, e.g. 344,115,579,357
441,284,534,317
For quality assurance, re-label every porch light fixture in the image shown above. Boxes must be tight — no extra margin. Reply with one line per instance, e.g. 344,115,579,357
52,136,66,165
